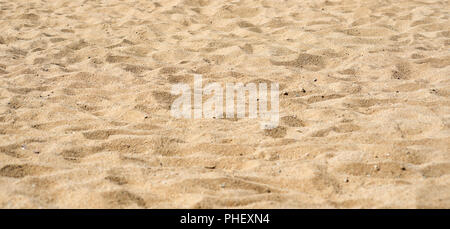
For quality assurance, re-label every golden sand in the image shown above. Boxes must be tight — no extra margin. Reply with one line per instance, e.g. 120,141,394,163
0,0,449,208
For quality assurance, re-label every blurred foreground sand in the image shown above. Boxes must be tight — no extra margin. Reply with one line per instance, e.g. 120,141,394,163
0,0,449,208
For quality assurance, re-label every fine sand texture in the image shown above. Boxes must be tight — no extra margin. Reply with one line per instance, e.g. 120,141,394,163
0,0,449,208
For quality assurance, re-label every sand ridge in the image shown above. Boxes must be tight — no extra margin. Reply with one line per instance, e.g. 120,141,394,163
0,0,449,208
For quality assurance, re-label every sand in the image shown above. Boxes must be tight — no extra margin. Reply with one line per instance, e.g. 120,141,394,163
0,0,449,208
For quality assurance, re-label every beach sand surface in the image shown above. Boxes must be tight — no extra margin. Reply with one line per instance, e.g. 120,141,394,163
0,0,449,208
